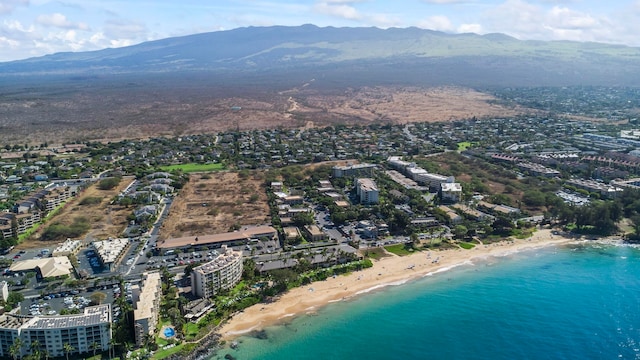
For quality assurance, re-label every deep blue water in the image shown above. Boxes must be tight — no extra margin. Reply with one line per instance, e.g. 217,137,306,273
212,243,640,360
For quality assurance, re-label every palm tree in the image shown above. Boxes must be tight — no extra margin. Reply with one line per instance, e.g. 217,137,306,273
90,341,100,357
9,337,22,360
30,339,41,360
62,343,74,360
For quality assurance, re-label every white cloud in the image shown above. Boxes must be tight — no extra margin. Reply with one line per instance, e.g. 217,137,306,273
36,13,89,30
313,1,361,20
367,13,401,28
547,6,597,30
324,0,364,3
418,15,454,32
480,0,624,43
0,0,29,15
422,0,473,3
103,19,147,40
458,23,482,34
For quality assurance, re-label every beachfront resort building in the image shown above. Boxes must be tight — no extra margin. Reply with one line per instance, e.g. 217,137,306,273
191,246,243,298
0,304,111,358
132,271,162,347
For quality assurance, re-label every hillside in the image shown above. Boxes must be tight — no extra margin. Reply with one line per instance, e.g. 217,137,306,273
1,25,639,85
1,25,639,144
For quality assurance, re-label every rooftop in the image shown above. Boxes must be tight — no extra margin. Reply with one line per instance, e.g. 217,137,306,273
158,226,277,249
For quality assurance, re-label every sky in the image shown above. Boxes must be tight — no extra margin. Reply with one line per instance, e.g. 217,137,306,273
1,0,639,62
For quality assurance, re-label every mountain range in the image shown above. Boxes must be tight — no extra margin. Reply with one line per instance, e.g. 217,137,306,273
2,24,640,86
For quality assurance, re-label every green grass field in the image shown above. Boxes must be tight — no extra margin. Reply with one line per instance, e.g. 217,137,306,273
457,141,473,151
459,241,475,249
384,244,415,256
159,163,225,173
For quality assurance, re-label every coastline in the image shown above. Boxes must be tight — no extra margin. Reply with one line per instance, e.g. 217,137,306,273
217,228,573,340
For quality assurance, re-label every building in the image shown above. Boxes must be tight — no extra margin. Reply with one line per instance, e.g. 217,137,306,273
440,183,462,203
191,246,243,298
355,178,379,204
566,179,624,199
9,257,74,280
133,272,162,346
438,206,463,225
52,239,83,257
270,181,283,191
0,305,111,358
0,281,7,302
477,201,521,216
157,226,278,252
517,162,560,178
303,225,327,242
93,238,129,271
415,172,455,190
332,163,376,178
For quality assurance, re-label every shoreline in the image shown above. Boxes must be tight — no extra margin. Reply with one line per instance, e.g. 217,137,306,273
217,228,574,340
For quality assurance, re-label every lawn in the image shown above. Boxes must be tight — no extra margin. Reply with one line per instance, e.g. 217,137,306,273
457,141,473,151
152,344,185,360
184,322,199,341
364,247,389,260
459,242,475,249
384,244,415,256
159,163,226,173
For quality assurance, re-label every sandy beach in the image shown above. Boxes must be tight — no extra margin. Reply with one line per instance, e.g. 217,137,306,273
218,228,574,340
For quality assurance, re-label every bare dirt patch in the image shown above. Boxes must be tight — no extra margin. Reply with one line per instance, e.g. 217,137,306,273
17,178,134,250
289,86,523,125
0,84,531,145
160,172,270,240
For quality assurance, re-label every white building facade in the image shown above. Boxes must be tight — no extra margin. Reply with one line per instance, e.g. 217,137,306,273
191,246,243,298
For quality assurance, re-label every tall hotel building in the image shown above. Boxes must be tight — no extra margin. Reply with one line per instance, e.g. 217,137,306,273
191,246,243,298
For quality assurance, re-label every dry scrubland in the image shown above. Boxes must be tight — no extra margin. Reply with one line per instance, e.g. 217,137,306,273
159,172,270,240
17,178,133,250
0,86,527,145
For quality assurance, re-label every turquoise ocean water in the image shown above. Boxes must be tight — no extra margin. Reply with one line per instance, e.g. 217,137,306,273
212,242,640,360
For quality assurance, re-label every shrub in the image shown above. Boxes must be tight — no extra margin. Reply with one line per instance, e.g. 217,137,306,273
98,177,121,190
79,197,102,205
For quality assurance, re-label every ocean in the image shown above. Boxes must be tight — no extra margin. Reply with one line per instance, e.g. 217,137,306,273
211,242,640,360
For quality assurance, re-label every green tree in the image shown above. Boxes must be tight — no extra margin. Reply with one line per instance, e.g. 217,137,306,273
89,292,107,305
63,343,74,360
90,341,100,357
453,225,468,239
9,337,22,360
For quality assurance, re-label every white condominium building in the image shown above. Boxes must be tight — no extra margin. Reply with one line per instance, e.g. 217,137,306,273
0,304,111,358
133,271,162,346
355,178,379,204
191,246,243,298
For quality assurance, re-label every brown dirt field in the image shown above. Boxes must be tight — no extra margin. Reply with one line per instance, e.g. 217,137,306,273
0,86,530,145
159,171,270,240
17,177,135,250
290,86,523,125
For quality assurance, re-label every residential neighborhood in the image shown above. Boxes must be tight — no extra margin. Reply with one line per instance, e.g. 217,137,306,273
1,87,640,359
